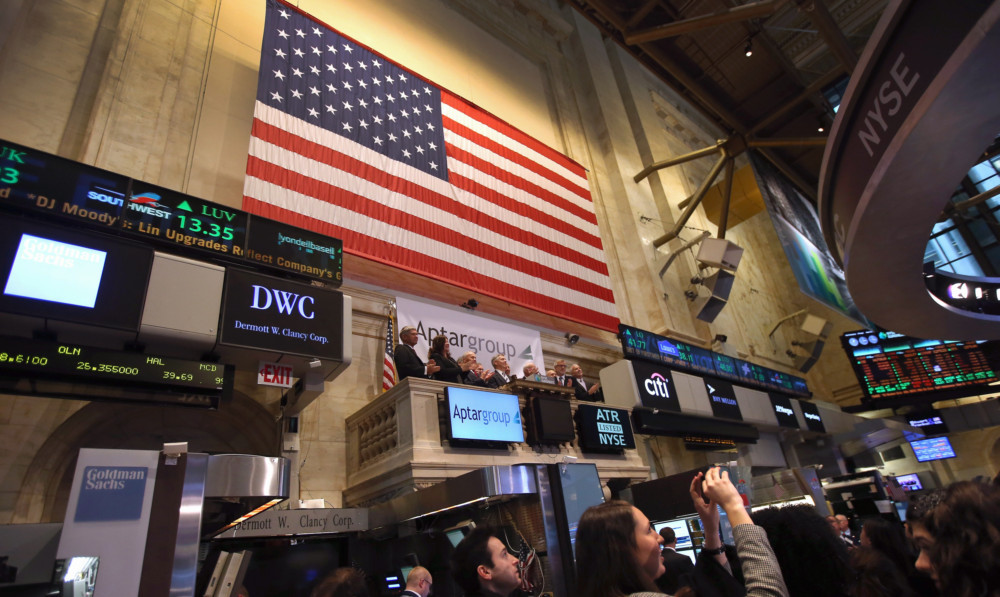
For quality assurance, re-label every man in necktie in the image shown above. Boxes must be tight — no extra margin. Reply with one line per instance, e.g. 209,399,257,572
553,359,572,387
487,354,514,388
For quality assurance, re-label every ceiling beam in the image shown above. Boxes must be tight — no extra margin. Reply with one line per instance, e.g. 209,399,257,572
626,0,664,29
626,0,789,44
570,0,820,196
749,67,846,134
794,0,857,72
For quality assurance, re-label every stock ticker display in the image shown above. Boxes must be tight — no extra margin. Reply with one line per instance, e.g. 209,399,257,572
841,329,1000,400
0,138,342,286
618,324,810,397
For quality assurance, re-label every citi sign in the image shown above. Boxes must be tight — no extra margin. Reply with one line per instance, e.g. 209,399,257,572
644,372,672,399
250,285,315,319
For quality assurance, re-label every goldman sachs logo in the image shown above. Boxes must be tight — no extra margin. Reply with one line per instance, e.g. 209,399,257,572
250,285,315,319
643,372,672,398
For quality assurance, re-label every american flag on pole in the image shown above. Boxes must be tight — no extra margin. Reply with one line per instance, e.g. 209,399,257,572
244,0,619,331
383,311,397,391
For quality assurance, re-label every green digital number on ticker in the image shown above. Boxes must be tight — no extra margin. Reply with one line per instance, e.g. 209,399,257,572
0,166,19,184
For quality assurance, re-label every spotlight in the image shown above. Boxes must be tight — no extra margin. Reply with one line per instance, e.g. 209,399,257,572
713,334,728,344
460,298,479,310
565,332,580,345
744,37,753,57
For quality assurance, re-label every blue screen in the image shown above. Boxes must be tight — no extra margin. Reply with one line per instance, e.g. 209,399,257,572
4,233,107,308
910,437,956,462
446,387,524,443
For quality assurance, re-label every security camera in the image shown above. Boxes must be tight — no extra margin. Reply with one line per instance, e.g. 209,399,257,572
565,333,580,345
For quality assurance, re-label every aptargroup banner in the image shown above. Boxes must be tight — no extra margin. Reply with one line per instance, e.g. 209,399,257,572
396,295,544,376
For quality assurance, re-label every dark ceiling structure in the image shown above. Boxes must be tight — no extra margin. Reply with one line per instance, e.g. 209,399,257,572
566,0,888,200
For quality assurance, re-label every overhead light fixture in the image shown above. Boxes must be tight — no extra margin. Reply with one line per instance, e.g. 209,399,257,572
744,37,753,57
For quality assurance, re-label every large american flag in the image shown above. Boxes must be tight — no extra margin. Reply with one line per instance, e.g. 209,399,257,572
244,0,619,331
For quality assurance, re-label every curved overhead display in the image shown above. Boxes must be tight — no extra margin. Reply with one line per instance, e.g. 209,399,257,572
819,0,1000,339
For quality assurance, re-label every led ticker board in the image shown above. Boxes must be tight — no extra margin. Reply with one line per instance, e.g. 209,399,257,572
0,335,231,407
121,181,249,258
246,216,343,285
619,324,810,397
0,139,129,228
841,329,1000,401
0,139,344,285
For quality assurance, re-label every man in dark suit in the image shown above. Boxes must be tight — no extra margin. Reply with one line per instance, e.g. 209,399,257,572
394,326,440,380
486,354,515,388
459,351,489,387
569,363,603,401
655,526,694,594
552,359,573,388
402,566,433,597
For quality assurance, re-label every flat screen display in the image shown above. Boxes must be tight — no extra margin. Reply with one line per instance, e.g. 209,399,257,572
910,437,956,462
653,519,693,550
895,473,923,491
530,395,575,443
0,218,153,331
677,549,697,564
576,404,636,452
798,400,826,432
558,463,604,559
841,329,1000,401
5,234,107,307
445,387,524,444
218,268,345,360
907,410,949,436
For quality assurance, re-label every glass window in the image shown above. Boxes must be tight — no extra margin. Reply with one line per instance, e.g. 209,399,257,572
985,244,1000,272
968,219,996,246
968,162,996,184
975,175,999,194
948,254,984,276
932,220,955,236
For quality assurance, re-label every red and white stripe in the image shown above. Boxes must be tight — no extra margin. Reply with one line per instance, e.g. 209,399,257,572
244,94,618,331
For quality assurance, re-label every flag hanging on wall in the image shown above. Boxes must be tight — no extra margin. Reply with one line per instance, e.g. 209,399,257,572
244,0,619,331
382,310,397,392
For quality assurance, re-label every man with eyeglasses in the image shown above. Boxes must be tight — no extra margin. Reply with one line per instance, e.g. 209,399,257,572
402,566,433,597
394,326,441,380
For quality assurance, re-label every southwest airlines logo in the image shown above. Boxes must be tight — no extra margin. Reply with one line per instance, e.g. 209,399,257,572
130,192,165,207
127,192,171,219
